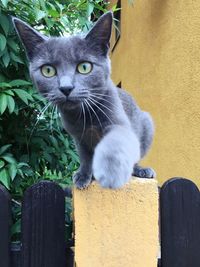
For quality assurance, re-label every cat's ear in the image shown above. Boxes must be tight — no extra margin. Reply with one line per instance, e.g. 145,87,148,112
85,12,113,56
12,17,47,60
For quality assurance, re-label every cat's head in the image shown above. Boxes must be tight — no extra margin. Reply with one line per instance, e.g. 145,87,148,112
13,12,113,109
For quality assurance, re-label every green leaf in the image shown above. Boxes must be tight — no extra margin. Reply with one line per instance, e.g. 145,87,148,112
67,150,79,162
0,82,11,88
11,219,21,235
10,52,24,64
2,51,10,67
0,33,6,51
0,73,6,82
0,0,8,7
17,168,24,178
17,162,29,168
36,10,46,21
47,8,59,18
39,0,46,10
43,152,52,163
0,93,8,114
87,2,94,17
13,89,33,104
9,79,31,87
0,168,10,189
5,90,14,96
49,136,58,149
0,14,10,36
7,39,19,52
1,155,16,164
7,95,15,113
8,164,17,180
0,160,5,169
0,144,11,156
61,153,67,162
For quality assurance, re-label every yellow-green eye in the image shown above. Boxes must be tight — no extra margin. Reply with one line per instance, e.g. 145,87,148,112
41,65,56,78
77,62,92,74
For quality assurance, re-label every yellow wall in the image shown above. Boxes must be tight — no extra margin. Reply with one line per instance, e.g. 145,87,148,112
110,0,200,186
74,179,159,267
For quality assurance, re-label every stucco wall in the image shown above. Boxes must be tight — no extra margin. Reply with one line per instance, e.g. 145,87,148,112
110,0,200,186
74,179,159,267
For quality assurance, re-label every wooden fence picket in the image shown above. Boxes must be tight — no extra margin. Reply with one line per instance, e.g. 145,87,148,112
21,181,66,267
160,177,200,267
0,184,11,267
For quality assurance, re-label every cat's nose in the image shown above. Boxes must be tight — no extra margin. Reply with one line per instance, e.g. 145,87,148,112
59,86,74,97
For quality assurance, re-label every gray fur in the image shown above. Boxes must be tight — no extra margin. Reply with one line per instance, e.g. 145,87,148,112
13,12,155,189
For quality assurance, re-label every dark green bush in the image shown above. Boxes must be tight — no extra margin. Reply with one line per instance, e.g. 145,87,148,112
0,0,109,242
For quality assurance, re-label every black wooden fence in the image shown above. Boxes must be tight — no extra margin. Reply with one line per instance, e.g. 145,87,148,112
160,177,200,267
1,177,200,266
0,181,73,267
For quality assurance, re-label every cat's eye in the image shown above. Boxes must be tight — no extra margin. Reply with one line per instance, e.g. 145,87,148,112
41,65,56,78
77,62,92,74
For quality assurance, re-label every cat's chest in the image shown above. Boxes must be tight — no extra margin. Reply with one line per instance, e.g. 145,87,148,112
83,126,103,148
61,115,103,144
60,107,112,149
68,121,104,146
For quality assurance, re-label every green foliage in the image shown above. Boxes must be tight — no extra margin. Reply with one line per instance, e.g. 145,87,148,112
0,0,109,242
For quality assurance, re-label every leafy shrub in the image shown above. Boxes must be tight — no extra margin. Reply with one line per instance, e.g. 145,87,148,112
0,0,109,242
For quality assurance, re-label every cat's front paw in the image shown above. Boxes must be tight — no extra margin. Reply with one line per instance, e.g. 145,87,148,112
93,172,126,189
93,152,132,189
133,165,156,179
73,171,92,189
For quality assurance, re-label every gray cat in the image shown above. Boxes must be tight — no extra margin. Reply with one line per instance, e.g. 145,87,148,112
13,12,155,189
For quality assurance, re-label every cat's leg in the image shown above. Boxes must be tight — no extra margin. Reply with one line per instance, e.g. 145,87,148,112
140,111,154,158
133,164,156,178
73,143,93,189
93,126,140,189
132,111,156,179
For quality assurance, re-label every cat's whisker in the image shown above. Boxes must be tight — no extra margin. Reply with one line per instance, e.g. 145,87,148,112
90,91,130,105
88,98,113,124
84,100,93,146
48,96,66,105
89,92,116,100
47,95,62,101
42,92,51,97
85,102,93,126
50,104,56,135
74,105,83,125
90,97,114,114
85,99,103,130
45,91,63,100
77,92,89,96
89,93,118,109
88,87,106,91
55,106,62,132
28,102,52,143
80,103,86,141
38,102,52,117
18,98,46,112
88,90,114,97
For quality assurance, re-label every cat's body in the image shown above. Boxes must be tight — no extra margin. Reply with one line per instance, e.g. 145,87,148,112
60,84,153,158
13,12,155,189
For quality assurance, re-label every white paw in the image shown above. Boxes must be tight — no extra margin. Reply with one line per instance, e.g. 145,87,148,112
92,128,140,189
93,155,132,189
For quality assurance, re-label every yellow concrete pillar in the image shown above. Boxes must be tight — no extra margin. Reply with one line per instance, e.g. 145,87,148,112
74,178,159,267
